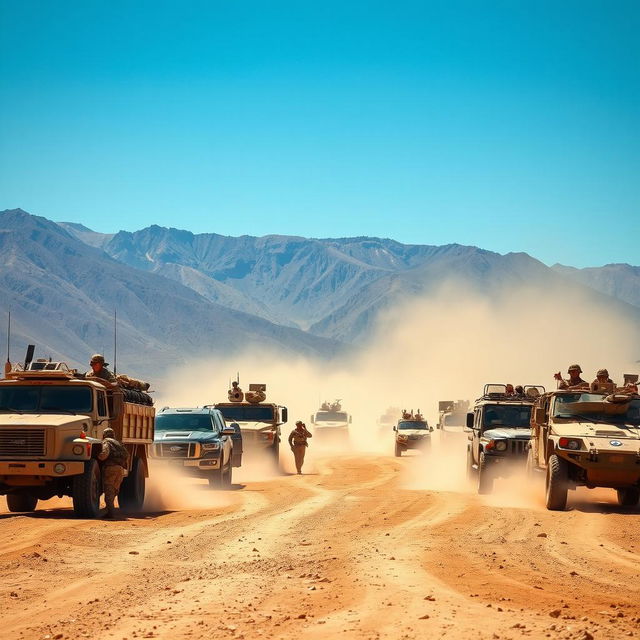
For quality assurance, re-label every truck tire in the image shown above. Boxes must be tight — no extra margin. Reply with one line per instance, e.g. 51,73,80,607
6,492,38,512
223,459,233,489
119,457,145,511
477,452,493,494
617,488,640,507
525,447,536,480
545,454,568,511
466,446,475,481
72,459,101,519
394,443,402,457
208,456,224,488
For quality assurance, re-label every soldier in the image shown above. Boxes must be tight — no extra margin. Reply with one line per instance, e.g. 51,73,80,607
514,385,525,398
228,381,244,402
97,427,129,518
288,420,312,475
505,384,515,396
86,354,116,382
591,369,615,391
555,364,588,390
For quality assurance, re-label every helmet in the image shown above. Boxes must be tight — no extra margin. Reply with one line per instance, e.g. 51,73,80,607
102,427,116,438
596,368,609,377
295,420,304,426
90,354,108,365
567,364,582,374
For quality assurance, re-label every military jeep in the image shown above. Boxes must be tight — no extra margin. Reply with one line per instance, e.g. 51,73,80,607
528,385,640,510
466,384,544,494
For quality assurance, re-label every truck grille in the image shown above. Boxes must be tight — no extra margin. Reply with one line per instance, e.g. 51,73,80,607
154,442,196,458
510,439,529,455
0,429,46,457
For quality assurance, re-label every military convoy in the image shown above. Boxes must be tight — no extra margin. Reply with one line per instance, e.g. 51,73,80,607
465,384,544,494
0,353,154,517
393,409,432,456
528,381,640,510
214,383,287,461
152,406,242,487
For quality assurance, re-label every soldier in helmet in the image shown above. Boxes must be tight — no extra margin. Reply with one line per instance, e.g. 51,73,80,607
288,420,312,475
554,364,588,390
97,427,129,518
591,368,615,391
85,354,116,382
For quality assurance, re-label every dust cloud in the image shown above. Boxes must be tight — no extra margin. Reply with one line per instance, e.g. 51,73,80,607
154,280,639,500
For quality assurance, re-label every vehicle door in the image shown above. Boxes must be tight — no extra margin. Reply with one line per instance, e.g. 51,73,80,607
472,408,483,464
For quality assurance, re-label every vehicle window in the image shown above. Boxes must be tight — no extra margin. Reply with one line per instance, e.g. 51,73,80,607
156,414,214,431
315,411,348,422
97,392,107,417
0,385,92,413
444,414,465,427
552,394,640,425
398,420,428,430
482,405,532,428
217,406,275,422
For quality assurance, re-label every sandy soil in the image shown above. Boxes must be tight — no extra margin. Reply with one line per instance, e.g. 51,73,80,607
1,450,640,640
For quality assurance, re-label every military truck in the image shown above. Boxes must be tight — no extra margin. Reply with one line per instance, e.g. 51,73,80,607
377,406,401,437
528,383,640,510
152,407,241,487
311,400,351,439
0,363,154,517
436,400,469,441
466,384,544,494
393,409,432,456
214,383,287,460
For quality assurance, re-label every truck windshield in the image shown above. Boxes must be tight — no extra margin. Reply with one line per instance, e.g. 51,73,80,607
443,414,465,427
217,406,275,422
315,411,348,422
156,414,214,431
553,394,640,425
0,385,92,413
398,420,428,430
483,405,532,428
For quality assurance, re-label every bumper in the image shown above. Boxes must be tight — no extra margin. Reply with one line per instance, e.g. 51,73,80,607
558,451,640,487
397,439,429,449
0,460,86,478
153,457,220,470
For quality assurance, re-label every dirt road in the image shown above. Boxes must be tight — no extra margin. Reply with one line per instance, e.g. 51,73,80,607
1,452,639,640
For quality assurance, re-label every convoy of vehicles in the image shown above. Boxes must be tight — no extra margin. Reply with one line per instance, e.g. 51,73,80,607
393,409,432,456
0,357,154,518
465,384,544,494
214,383,286,461
528,387,640,510
152,406,241,487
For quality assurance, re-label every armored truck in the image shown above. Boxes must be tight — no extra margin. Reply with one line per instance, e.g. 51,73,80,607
393,410,432,456
466,384,544,494
214,384,286,460
0,366,154,517
528,385,640,510
311,400,351,439
152,407,241,487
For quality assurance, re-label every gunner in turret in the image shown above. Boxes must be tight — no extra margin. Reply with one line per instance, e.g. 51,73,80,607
85,354,115,383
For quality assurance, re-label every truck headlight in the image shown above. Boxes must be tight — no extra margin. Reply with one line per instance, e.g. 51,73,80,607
558,437,582,450
54,463,66,474
72,445,84,455
495,440,508,451
201,443,220,451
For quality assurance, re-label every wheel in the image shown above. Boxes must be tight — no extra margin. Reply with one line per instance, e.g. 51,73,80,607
617,488,640,507
223,459,232,488
394,443,402,457
477,452,494,494
466,446,475,481
208,456,224,488
525,447,536,480
72,459,101,518
119,457,145,511
545,454,568,511
6,492,38,512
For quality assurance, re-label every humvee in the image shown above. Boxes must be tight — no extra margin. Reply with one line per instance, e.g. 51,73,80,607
393,410,432,456
466,384,544,493
311,399,351,440
528,382,640,510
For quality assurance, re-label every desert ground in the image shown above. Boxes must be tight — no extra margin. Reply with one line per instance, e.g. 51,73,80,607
2,441,640,640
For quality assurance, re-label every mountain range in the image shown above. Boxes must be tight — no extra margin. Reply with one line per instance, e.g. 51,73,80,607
1,208,638,378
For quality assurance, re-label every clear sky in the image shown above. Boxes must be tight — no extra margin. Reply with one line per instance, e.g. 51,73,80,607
1,1,638,267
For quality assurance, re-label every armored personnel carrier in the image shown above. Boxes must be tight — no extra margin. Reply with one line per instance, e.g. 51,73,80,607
466,384,544,494
436,400,469,442
528,377,640,510
0,349,154,517
214,383,287,461
393,409,432,456
311,400,351,439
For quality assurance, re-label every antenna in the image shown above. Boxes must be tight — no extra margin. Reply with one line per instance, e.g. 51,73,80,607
113,309,118,375
4,310,10,377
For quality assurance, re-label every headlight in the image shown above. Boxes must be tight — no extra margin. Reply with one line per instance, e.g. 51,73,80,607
495,440,508,452
72,444,85,455
54,463,66,474
201,443,220,451
558,437,582,450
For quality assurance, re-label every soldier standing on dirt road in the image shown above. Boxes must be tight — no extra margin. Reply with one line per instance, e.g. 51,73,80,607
288,420,312,475
97,427,129,518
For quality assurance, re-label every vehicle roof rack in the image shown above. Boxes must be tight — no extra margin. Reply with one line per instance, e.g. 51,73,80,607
476,384,545,402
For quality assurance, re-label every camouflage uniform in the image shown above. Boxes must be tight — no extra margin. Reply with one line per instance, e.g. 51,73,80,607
558,365,588,390
97,428,128,518
85,354,116,383
288,422,312,475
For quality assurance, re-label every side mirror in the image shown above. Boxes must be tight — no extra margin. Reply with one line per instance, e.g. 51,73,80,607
466,412,474,429
281,407,288,423
534,407,546,424
222,426,236,436
393,426,397,431
429,427,434,432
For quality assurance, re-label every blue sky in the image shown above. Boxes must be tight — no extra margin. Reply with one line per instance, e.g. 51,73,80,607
1,1,638,267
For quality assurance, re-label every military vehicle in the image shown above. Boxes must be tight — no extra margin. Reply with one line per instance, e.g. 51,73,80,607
393,409,432,456
152,407,241,487
311,400,351,439
214,383,287,460
466,384,544,494
0,353,154,517
436,400,469,441
377,406,401,437
528,380,640,510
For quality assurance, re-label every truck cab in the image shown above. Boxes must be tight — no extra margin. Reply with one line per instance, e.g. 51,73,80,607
152,407,240,487
466,384,543,494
